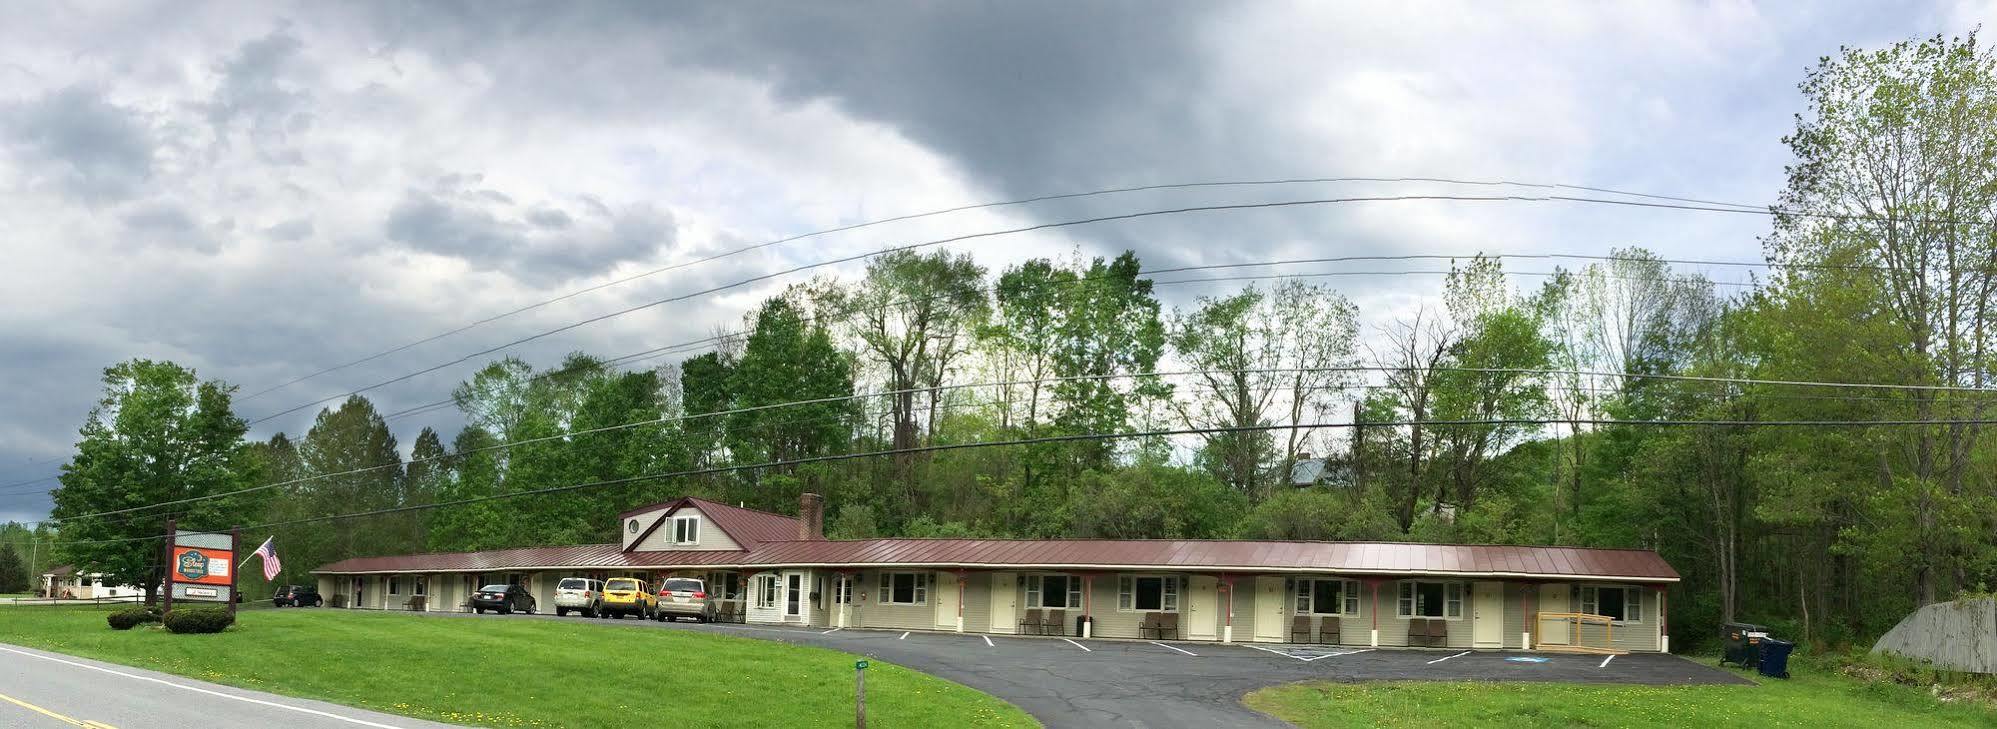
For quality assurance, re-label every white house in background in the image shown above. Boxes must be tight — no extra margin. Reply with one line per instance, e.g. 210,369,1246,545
41,564,141,599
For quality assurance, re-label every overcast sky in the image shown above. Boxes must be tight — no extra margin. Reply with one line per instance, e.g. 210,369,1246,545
1,1,1991,522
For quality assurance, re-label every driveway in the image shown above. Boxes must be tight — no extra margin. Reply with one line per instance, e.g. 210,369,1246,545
419,611,1748,728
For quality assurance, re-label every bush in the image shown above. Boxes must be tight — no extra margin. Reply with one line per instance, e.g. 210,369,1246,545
163,606,235,634
106,607,162,630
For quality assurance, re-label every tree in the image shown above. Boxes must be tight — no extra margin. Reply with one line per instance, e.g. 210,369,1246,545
50,359,252,605
0,545,26,594
291,396,405,573
727,296,855,511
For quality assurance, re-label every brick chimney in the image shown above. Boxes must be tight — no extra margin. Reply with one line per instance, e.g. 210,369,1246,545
798,492,826,541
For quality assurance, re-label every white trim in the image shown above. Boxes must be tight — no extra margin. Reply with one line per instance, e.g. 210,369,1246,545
672,515,701,546
0,645,405,729
314,563,1678,583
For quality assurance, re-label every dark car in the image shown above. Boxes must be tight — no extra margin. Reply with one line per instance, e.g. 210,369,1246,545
273,585,323,607
470,584,536,615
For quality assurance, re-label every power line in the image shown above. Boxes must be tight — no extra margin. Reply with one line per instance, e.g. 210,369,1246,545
232,175,1783,405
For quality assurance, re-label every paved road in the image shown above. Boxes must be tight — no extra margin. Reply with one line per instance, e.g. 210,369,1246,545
424,610,1749,729
0,642,459,729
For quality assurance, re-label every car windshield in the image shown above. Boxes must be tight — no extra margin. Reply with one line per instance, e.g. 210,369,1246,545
606,578,639,591
558,578,589,590
662,579,703,592
479,585,510,592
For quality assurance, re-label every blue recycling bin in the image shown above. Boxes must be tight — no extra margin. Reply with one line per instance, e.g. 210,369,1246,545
1757,639,1794,679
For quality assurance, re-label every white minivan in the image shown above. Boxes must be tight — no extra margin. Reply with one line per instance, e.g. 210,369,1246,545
555,577,605,617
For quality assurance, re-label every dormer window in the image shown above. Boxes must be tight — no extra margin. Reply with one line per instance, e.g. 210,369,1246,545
627,519,640,534
673,516,700,545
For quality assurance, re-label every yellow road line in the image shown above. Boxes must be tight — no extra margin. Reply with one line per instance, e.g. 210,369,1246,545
0,690,117,728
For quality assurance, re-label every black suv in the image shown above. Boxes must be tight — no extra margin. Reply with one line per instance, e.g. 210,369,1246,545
273,585,323,607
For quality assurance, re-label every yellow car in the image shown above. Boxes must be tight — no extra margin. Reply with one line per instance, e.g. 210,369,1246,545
601,577,655,619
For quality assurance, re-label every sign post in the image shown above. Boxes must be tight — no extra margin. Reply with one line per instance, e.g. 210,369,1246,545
228,527,240,617
854,659,868,729
161,518,176,613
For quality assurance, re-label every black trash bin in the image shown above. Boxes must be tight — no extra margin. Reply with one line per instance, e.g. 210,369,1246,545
1758,639,1794,679
1720,622,1767,668
1076,614,1093,637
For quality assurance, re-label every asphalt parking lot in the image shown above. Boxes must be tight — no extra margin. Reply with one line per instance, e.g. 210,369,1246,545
426,610,1749,729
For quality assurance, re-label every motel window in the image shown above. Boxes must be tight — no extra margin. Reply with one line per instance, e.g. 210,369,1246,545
1026,575,1082,609
1396,581,1464,619
414,577,427,597
673,516,700,545
387,576,402,595
1116,576,1179,612
878,572,930,605
1294,579,1360,615
1580,586,1642,623
755,574,779,609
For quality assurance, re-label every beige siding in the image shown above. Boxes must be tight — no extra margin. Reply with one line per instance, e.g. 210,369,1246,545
1226,578,1256,640
961,576,991,633
628,506,742,552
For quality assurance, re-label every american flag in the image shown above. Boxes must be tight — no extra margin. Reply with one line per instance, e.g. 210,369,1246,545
249,537,282,581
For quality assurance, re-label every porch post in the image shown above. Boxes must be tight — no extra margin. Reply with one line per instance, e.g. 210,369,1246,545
1082,574,1094,638
1369,579,1380,647
1220,573,1234,644
955,570,966,633
1521,582,1533,650
1658,586,1670,653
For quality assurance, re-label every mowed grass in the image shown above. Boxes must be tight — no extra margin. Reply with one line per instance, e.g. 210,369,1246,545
0,607,1036,728
1245,658,1997,729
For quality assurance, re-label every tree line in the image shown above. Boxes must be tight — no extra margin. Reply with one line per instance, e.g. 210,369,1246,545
31,33,1997,650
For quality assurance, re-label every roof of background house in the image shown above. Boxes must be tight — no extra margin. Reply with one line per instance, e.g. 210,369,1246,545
1289,458,1328,486
316,538,1678,582
44,564,73,577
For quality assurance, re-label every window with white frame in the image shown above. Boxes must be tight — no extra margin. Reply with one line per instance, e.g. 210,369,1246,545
755,574,778,609
1294,578,1361,615
1026,574,1082,609
1579,585,1643,623
1116,575,1180,612
414,577,427,597
1396,581,1464,619
673,516,700,545
707,571,743,600
878,572,930,605
387,576,402,595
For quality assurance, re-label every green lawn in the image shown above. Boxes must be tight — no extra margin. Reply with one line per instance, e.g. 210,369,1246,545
1245,657,1997,729
0,607,1036,728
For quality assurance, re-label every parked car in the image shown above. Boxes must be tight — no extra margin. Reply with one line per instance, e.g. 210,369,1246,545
272,585,322,607
554,577,605,618
655,577,713,622
600,577,654,619
470,584,536,615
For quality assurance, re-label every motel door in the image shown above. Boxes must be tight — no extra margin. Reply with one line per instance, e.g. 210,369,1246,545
834,574,859,628
988,573,1016,634
1253,577,1285,642
933,572,961,630
352,577,364,609
1538,583,1571,646
1472,582,1504,648
1186,576,1219,641
784,573,805,621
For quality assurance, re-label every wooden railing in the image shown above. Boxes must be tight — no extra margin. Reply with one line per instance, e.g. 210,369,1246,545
1533,611,1624,654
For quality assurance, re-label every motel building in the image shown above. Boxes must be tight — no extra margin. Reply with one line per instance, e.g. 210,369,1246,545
314,494,1678,653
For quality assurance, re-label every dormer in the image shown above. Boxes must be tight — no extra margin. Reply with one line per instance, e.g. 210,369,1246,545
617,496,808,553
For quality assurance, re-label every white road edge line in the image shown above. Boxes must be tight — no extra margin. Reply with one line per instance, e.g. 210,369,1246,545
1427,651,1471,665
1062,638,1092,652
0,644,408,729
983,635,994,647
899,631,909,640
820,627,841,635
1150,641,1197,657
1599,655,1615,668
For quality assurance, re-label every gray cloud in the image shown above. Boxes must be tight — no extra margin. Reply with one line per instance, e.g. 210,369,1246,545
264,218,315,241
3,86,155,202
385,182,677,285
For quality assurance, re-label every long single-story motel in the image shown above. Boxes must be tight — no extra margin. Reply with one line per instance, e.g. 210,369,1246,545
315,494,1679,653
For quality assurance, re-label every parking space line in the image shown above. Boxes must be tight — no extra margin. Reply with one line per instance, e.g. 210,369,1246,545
1599,655,1615,668
898,631,909,639
1245,645,1307,661
1427,650,1470,664
1302,648,1369,662
820,627,841,635
983,635,994,647
1062,638,1093,652
1150,641,1197,657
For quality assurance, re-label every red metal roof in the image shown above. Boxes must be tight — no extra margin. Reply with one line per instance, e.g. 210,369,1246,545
316,537,1677,582
619,496,801,550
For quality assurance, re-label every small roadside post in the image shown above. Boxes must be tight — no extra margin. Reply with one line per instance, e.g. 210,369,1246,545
854,659,868,728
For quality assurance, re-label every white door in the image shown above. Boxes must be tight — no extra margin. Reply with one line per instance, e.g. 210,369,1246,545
784,573,805,622
1538,583,1570,646
934,572,961,629
989,573,1017,634
1473,582,1504,648
1253,576,1285,642
834,574,854,628
1187,576,1219,640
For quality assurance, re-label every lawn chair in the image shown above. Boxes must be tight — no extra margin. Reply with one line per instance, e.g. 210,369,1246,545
1158,612,1180,640
1019,608,1043,636
1426,619,1449,647
1041,609,1066,637
1139,612,1162,639
1407,618,1430,647
1290,615,1314,643
402,595,426,611
1321,616,1341,644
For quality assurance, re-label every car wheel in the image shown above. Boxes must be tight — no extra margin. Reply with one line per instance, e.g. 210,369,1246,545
475,607,484,614
557,607,567,617
527,602,536,615
312,597,322,607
